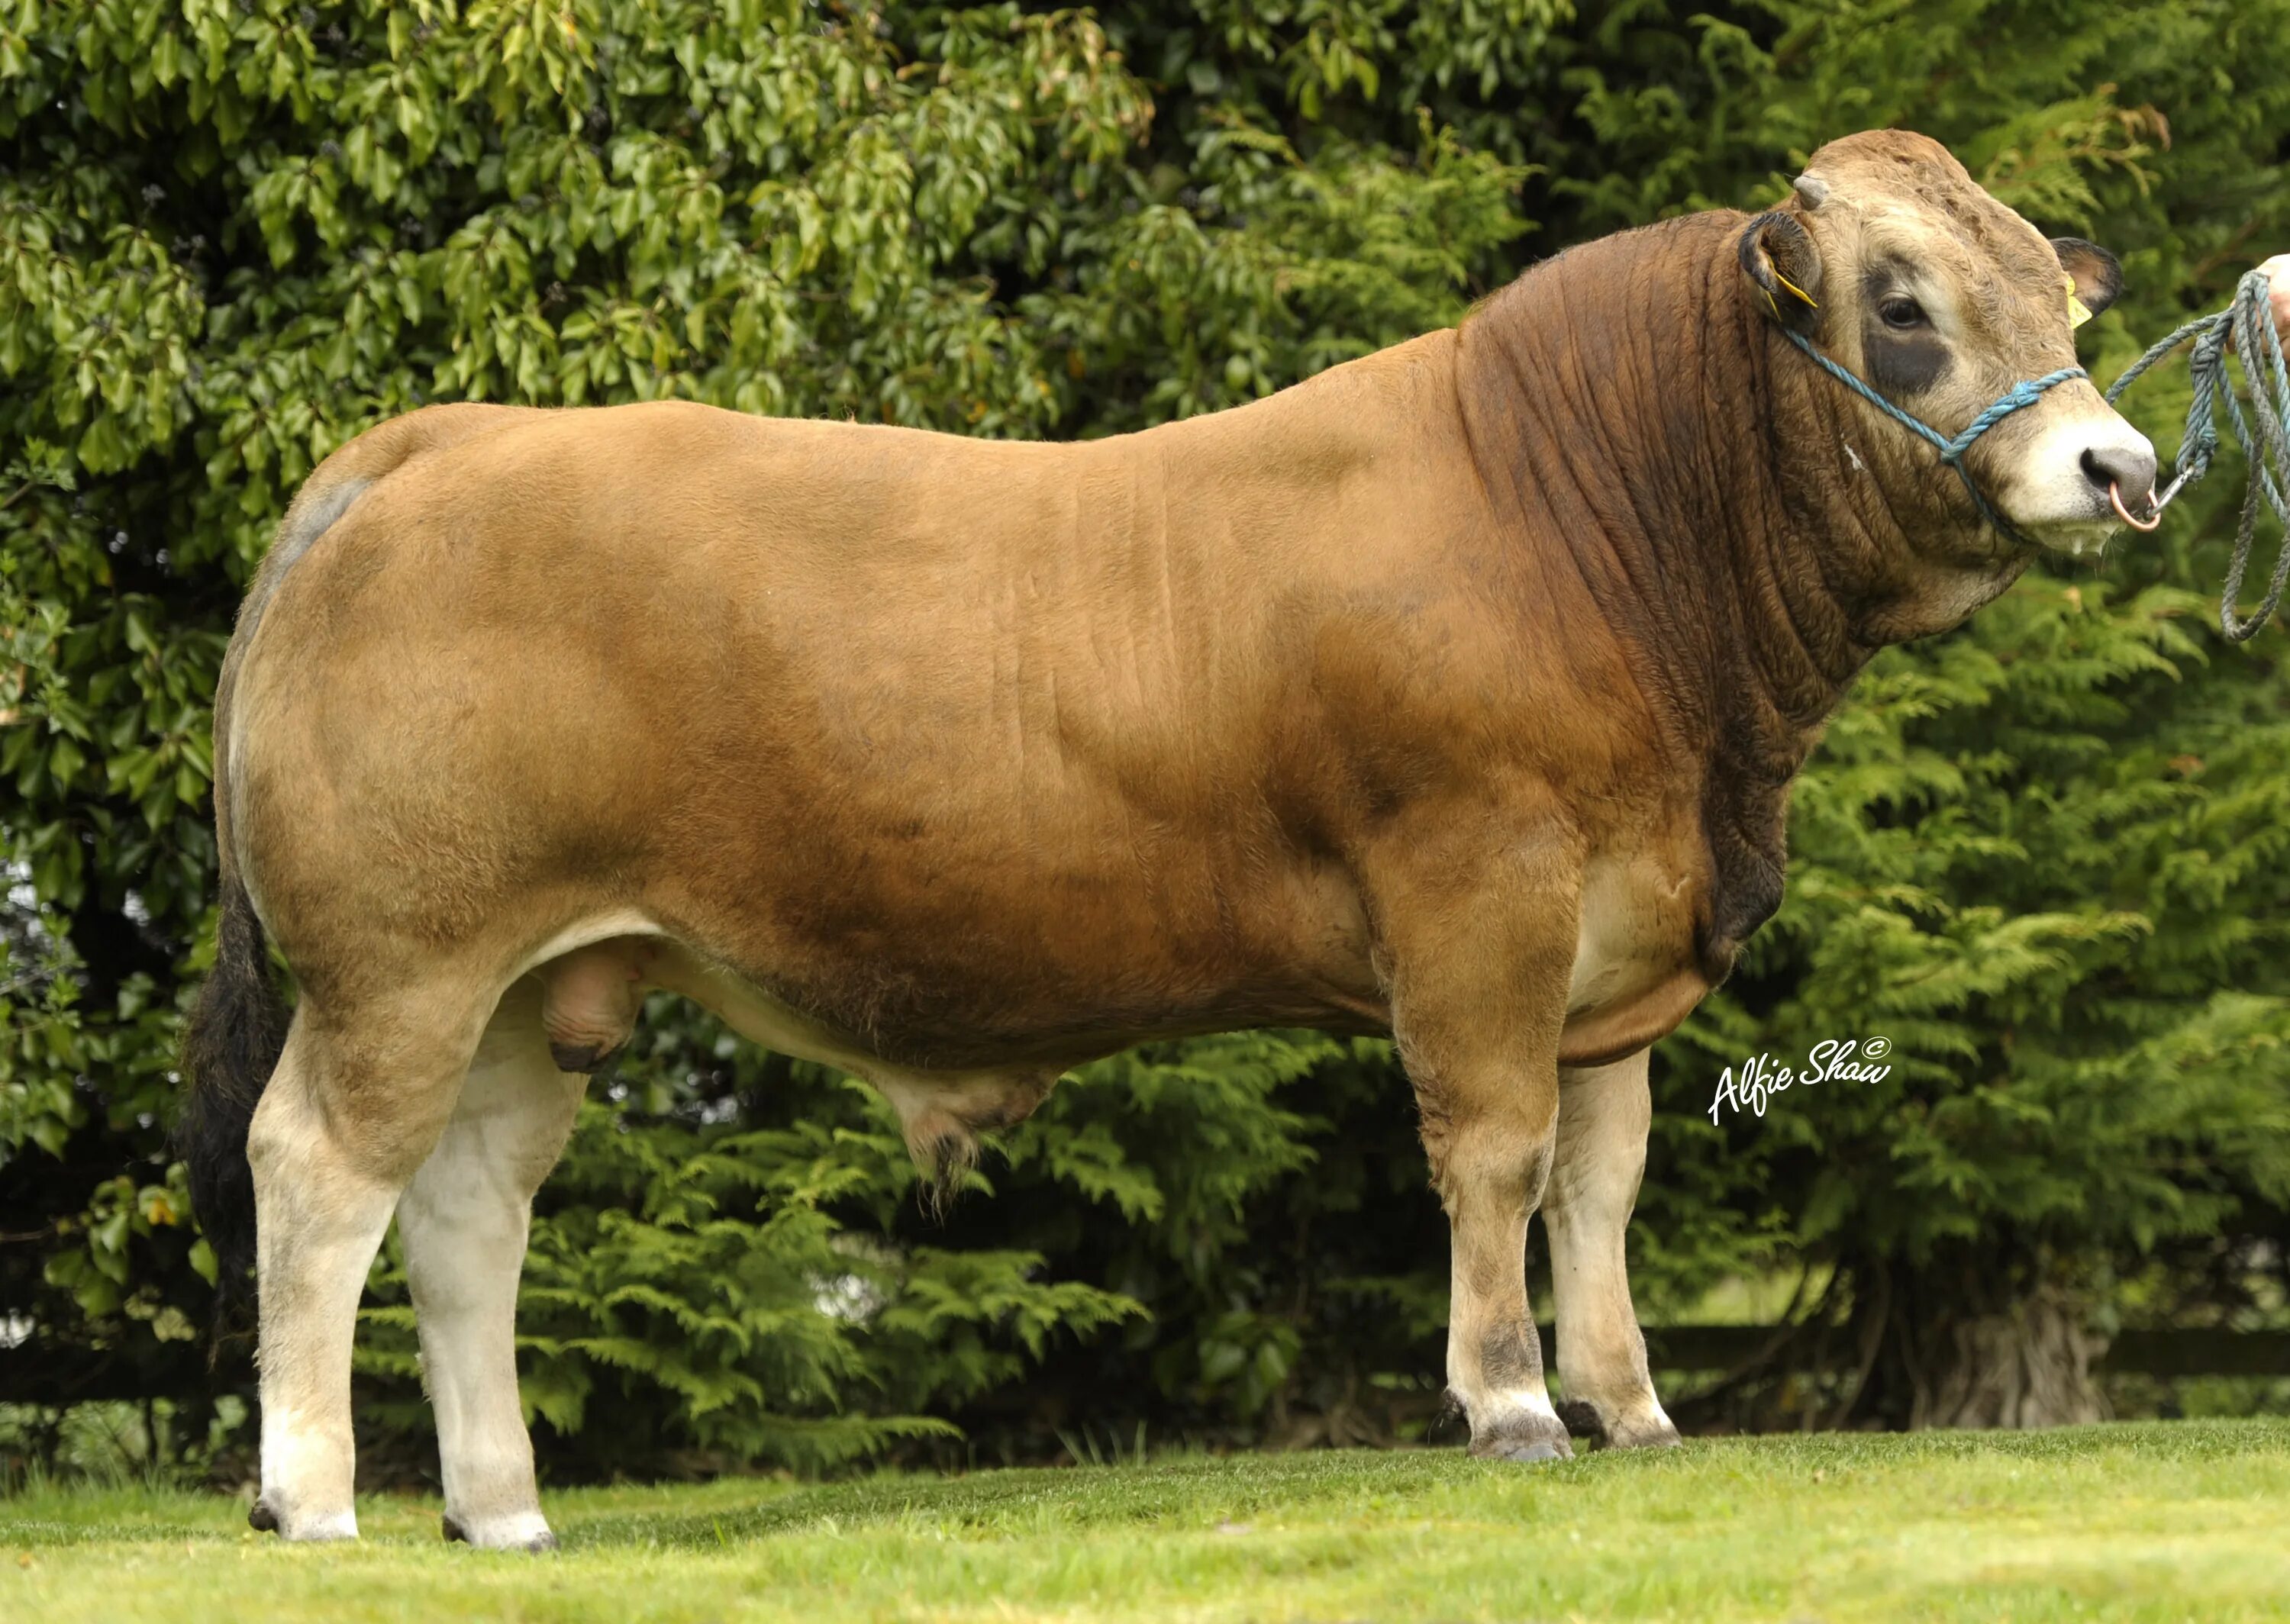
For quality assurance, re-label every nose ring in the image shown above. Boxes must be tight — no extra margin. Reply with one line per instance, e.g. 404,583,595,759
2109,481,2163,531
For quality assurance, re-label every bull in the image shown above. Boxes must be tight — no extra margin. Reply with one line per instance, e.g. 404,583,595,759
182,130,2163,1546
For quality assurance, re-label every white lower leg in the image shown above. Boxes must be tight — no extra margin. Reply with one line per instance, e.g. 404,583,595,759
400,1171,550,1548
399,994,582,1550
249,1071,407,1541
1547,1053,1678,1448
1440,1135,1572,1462
1447,1307,1567,1447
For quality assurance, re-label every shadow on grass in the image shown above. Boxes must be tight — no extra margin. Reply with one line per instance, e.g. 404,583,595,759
559,1448,1487,1551
8,1419,2281,1553
568,1418,2290,1551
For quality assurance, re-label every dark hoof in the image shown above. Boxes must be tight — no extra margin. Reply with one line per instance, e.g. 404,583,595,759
248,1499,280,1534
1554,1398,1607,1440
443,1514,556,1552
548,1040,623,1076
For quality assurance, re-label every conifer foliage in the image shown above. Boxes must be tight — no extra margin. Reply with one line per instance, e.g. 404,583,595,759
4,1,2288,1472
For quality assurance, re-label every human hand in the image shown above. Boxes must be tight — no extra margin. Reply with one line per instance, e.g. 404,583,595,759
2250,253,2290,353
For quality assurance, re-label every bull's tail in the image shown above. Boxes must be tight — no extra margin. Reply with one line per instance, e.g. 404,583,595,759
177,860,287,1332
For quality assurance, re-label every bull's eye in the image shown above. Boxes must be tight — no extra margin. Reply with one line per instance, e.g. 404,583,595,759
1878,295,1927,330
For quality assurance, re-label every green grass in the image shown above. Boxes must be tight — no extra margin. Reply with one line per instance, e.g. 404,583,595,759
5,1420,2288,1621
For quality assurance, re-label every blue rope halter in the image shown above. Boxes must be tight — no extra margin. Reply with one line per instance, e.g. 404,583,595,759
1781,327,2087,549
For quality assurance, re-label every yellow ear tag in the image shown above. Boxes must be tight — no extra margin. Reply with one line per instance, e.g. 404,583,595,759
1774,271,1818,309
2065,276,2093,329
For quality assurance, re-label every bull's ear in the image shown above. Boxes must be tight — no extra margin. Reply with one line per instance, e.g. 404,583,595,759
1740,209,1823,334
2053,237,2123,320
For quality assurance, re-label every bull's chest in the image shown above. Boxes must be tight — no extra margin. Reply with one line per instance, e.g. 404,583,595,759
1556,850,1715,1068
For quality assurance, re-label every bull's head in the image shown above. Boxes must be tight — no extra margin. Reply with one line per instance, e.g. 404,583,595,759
1740,130,2155,575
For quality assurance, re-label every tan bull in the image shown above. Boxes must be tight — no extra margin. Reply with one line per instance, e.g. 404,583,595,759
182,130,2158,1547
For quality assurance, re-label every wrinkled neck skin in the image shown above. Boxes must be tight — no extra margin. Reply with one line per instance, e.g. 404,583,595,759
1456,212,2030,947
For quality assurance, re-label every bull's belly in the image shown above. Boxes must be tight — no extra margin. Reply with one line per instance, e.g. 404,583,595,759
519,899,1385,1157
660,933,1379,1071
534,837,1391,1077
521,922,1219,1167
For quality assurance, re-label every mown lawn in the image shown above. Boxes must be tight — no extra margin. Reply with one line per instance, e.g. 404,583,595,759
5,1419,2287,1622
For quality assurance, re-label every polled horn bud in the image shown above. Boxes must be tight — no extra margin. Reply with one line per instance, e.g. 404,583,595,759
1792,172,1830,211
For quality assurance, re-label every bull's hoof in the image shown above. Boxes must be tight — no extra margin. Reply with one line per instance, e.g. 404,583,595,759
443,1511,558,1552
1484,1438,1576,1465
1550,1394,1682,1451
247,1499,356,1541
1610,1417,1684,1451
548,1040,624,1077
1492,1439,1569,1464
1469,1422,1575,1464
1554,1397,1606,1440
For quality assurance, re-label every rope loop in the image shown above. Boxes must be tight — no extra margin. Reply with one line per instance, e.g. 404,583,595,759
2103,268,2290,642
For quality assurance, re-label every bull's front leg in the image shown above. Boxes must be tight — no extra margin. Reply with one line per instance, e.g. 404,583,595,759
1378,829,1580,1464
1546,1051,1680,1449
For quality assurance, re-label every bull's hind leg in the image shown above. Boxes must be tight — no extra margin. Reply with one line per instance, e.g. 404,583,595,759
247,988,488,1540
395,979,585,1551
1545,1052,1679,1449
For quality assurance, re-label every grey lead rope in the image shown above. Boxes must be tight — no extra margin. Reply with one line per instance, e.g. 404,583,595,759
2104,269,2290,642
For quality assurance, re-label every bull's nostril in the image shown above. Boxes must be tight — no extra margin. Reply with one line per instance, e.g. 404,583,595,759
2082,442,2160,506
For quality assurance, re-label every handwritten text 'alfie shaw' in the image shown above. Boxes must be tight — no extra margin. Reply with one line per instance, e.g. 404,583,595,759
1708,1036,1893,1124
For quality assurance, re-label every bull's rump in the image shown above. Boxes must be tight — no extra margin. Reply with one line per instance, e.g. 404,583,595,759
231,398,1393,1059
